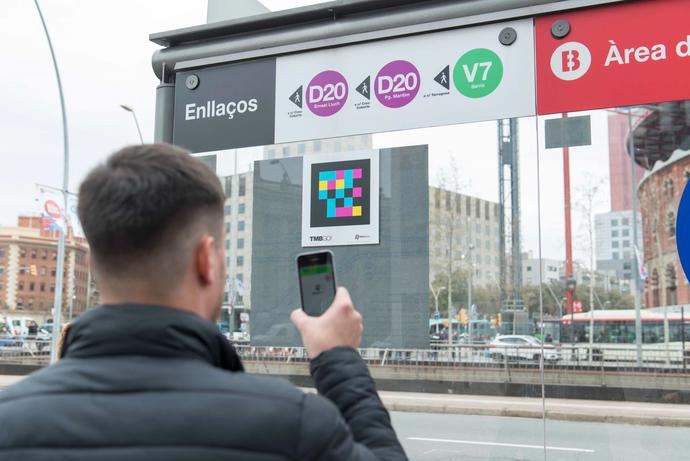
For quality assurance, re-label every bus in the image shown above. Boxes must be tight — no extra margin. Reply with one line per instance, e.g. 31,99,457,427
559,308,690,364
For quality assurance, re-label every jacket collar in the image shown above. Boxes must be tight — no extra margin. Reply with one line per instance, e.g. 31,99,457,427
60,304,243,372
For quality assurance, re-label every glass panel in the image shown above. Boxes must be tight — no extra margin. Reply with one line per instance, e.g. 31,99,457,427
538,102,690,460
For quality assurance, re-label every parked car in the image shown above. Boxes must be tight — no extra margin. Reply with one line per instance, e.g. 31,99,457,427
488,335,559,362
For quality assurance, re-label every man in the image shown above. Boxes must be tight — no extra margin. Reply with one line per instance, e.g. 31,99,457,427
0,144,407,461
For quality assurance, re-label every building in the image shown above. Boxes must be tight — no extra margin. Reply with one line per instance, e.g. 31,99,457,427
522,252,561,286
594,210,642,293
639,149,690,307
428,186,501,289
263,135,373,160
0,216,91,323
608,112,646,212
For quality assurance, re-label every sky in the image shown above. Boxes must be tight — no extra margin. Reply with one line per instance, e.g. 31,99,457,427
0,0,618,265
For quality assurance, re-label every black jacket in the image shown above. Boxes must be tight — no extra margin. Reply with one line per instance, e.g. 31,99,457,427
0,304,407,461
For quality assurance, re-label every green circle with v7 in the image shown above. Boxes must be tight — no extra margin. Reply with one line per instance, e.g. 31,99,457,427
453,48,503,98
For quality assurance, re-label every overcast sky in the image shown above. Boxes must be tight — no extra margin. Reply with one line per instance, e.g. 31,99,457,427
0,0,615,264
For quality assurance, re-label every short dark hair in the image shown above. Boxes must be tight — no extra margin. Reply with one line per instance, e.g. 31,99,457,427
78,144,224,287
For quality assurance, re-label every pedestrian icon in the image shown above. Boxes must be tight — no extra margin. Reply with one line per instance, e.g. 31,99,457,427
290,85,303,108
434,65,450,90
356,76,370,100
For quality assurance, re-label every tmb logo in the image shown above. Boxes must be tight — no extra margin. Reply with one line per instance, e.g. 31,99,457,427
550,42,592,81
310,235,333,242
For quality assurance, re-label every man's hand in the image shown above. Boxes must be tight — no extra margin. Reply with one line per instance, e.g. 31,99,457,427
290,287,363,359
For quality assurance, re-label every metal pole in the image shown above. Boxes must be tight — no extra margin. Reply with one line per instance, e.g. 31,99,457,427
682,306,686,373
447,223,453,349
34,0,68,364
628,108,643,368
563,113,574,318
131,111,144,144
467,235,473,344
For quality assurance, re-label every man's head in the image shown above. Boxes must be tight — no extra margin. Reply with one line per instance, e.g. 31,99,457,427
78,144,226,321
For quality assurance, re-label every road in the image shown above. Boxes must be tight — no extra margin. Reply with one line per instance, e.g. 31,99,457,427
392,412,690,461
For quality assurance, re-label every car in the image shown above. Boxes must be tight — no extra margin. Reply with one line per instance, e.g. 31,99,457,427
488,335,559,362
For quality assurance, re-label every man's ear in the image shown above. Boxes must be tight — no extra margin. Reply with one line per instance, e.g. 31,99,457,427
195,235,216,286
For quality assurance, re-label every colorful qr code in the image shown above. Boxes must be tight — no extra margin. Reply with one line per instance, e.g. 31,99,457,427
317,168,364,218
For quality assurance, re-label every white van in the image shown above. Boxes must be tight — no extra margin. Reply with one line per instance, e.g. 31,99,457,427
2,316,39,336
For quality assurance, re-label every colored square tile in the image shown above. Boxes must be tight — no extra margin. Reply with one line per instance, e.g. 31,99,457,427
327,199,336,218
319,180,328,191
336,207,352,217
335,179,345,189
336,170,345,179
344,177,353,189
320,171,337,181
344,197,353,208
336,188,345,199
352,168,362,179
345,169,353,181
352,206,362,217
319,190,328,200
352,187,362,198
328,180,336,190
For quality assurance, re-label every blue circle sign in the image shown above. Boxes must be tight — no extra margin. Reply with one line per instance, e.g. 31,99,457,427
676,182,690,279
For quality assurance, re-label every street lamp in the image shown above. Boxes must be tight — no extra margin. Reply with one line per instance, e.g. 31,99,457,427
120,104,144,144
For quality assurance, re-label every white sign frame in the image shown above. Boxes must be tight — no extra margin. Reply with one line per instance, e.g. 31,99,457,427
301,150,380,247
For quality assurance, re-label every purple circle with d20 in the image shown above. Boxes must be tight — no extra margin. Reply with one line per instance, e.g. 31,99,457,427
374,60,421,108
306,70,349,117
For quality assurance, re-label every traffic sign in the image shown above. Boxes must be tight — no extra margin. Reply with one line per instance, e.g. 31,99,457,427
573,300,584,313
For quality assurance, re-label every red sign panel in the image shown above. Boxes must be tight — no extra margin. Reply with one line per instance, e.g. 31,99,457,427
536,0,690,115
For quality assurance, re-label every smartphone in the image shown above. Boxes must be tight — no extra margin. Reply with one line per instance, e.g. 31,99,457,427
297,251,337,316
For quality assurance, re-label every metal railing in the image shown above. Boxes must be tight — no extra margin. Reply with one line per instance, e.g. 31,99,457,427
1,340,688,375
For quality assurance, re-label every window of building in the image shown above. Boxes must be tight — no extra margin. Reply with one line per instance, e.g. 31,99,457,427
445,191,451,211
298,144,306,155
0,249,4,257
31,249,37,259
434,189,440,209
39,266,46,276
466,196,471,215
613,252,619,260
526,266,532,272
237,238,244,250
237,273,244,283
611,219,618,226
50,285,55,293
51,269,56,277
236,256,244,267
17,297,23,307
667,211,676,237
239,177,246,196
485,202,489,220
18,281,24,291
20,248,26,258
239,203,246,214
29,282,34,291
622,218,629,226
238,221,245,232
476,223,481,234
612,230,619,238
623,262,632,270
225,205,232,215
455,198,461,214
623,240,630,248
40,283,45,292
622,229,630,237
476,201,481,219
224,177,232,197
663,178,674,197
226,222,231,233
612,241,619,248
225,240,230,250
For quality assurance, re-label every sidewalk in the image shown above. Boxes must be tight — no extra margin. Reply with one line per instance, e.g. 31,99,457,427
3,375,688,427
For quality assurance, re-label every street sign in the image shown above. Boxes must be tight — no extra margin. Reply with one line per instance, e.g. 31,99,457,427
433,311,440,320
544,115,591,148
536,0,690,114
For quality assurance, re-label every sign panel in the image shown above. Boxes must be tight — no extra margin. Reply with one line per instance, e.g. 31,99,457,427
301,150,380,247
676,181,690,281
536,0,690,115
174,59,276,152
544,115,591,148
276,19,535,143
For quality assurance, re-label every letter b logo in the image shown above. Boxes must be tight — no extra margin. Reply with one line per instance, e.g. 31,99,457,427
550,42,591,81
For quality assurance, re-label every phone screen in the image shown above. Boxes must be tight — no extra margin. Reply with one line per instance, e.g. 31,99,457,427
298,251,336,316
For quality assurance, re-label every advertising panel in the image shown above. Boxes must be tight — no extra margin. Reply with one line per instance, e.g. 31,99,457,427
301,150,380,247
